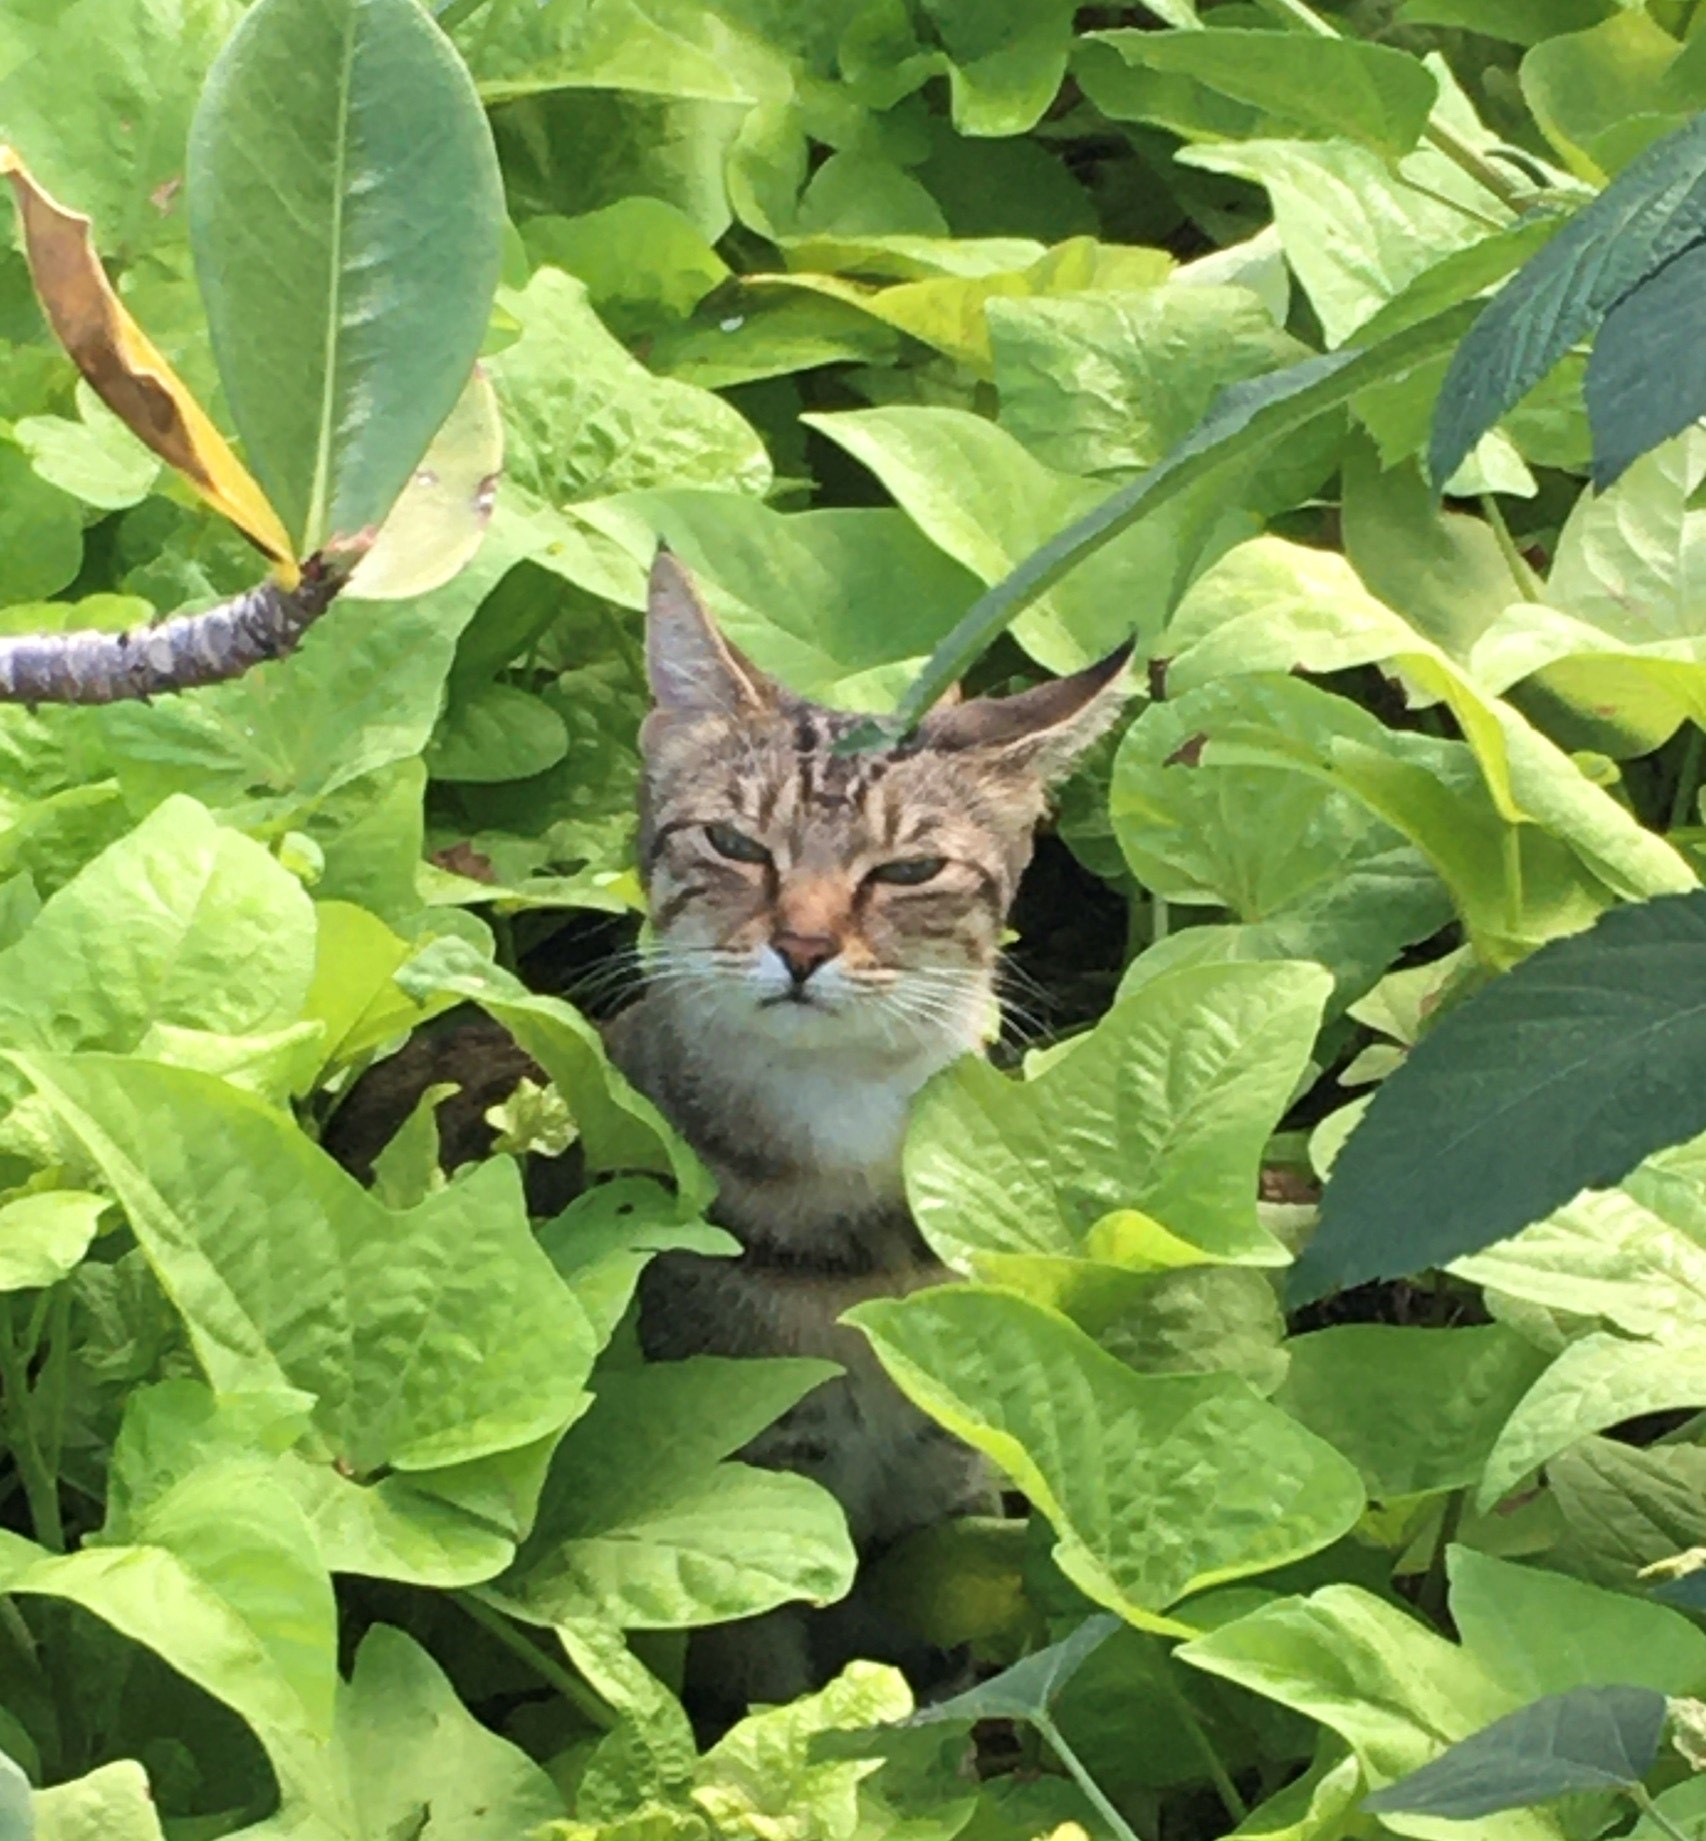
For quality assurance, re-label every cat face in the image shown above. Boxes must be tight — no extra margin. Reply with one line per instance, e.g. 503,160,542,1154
635,550,1130,1065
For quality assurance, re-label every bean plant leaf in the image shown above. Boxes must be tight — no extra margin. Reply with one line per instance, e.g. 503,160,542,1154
187,0,504,555
1362,1685,1668,1819
851,1286,1365,1633
1431,110,1706,488
32,1761,164,1841
1294,889,1706,1301
906,1616,1120,1726
1585,238,1706,487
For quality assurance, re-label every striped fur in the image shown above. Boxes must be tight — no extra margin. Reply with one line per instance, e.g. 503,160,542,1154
610,549,1130,1716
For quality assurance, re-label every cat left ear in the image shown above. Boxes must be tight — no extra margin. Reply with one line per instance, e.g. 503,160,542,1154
646,544,780,715
919,640,1134,782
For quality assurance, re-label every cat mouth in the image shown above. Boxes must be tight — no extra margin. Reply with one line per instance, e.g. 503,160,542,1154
757,989,829,1010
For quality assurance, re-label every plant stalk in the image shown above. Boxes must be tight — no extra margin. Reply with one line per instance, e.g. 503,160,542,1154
1629,1784,1696,1841
0,1302,62,1551
1670,726,1706,831
455,1592,618,1731
1037,1715,1150,1841
1479,494,1545,601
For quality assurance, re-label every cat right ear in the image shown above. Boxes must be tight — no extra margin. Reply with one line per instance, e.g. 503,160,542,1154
646,545,778,715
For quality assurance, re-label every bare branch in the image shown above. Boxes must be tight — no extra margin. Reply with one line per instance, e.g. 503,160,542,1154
0,557,346,705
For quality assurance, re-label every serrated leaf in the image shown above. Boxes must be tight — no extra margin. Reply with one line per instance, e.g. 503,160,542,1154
1294,889,1706,1301
1362,1685,1667,1819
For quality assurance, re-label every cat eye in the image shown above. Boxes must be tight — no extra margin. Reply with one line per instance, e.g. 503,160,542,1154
705,821,771,864
868,856,947,887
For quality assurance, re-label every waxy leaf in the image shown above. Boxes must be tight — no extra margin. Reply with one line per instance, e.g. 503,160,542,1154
1295,889,1706,1301
907,1616,1120,1726
1362,1685,1668,1819
851,1287,1364,1633
187,0,504,556
32,1762,164,1841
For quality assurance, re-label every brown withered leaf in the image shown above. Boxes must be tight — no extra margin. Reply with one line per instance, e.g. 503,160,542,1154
0,146,296,578
1163,731,1209,768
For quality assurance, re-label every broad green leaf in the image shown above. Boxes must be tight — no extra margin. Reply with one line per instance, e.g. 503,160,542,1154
15,389,159,512
906,961,1329,1275
239,1624,565,1841
396,936,712,1206
1180,1586,1565,1841
1478,1332,1706,1509
302,901,451,1076
1546,1438,1706,1594
1081,30,1437,156
1520,11,1698,184
523,197,730,335
988,285,1312,482
1431,110,1706,487
427,682,570,784
0,1752,28,1841
693,1663,912,1841
1293,889,1706,1301
0,1190,104,1290
907,1616,1119,1725
1362,1685,1667,1819
0,796,314,1062
1448,1548,1706,1700
32,1762,163,1841
806,404,1252,673
569,491,979,707
187,0,504,554
17,1052,594,1478
0,0,238,258
0,446,86,609
1274,1326,1549,1502
851,1287,1365,1634
872,311,1475,728
1398,0,1619,46
495,1355,854,1628
1112,690,1451,1006
493,267,770,516
1183,141,1501,349
919,0,1076,136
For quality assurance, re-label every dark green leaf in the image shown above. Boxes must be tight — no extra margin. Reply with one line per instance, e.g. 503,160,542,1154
1294,889,1706,1301
187,0,503,553
1585,237,1706,486
1362,1685,1668,1818
906,1616,1119,1727
1431,112,1706,487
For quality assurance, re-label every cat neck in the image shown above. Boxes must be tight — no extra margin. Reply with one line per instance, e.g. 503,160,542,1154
607,984,983,1259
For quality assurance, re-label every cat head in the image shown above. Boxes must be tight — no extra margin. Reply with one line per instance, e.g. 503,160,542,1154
636,548,1131,1067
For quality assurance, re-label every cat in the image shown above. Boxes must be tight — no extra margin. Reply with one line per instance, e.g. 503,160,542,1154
609,548,1131,1719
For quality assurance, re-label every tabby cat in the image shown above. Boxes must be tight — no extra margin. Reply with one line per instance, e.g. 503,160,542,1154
612,549,1131,1717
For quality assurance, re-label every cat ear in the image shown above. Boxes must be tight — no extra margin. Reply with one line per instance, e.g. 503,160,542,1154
920,640,1134,781
646,545,779,714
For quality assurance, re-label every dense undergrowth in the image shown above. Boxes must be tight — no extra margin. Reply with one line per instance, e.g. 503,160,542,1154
9,1,1706,1837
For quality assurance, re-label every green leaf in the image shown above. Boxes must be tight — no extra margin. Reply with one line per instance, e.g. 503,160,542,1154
16,1052,594,1479
187,0,504,553
1185,141,1501,350
0,1190,104,1290
15,390,160,512
1448,1548,1706,1700
1397,0,1618,46
427,682,570,784
0,446,85,606
0,0,239,258
32,1762,163,1841
1112,687,1452,1007
988,285,1312,482
1519,10,1697,184
850,1287,1365,1634
905,961,1330,1275
1081,30,1437,156
0,1750,27,1841
1180,1586,1564,1841
523,197,730,335
1274,1326,1549,1502
1431,110,1706,488
0,795,315,1062
495,1355,854,1629
396,936,711,1207
1293,889,1706,1302
1362,1685,1668,1819
241,1624,565,1840
871,309,1474,728
807,403,1253,675
1585,238,1706,488
907,1615,1120,1725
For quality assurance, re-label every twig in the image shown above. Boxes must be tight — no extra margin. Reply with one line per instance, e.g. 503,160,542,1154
0,557,345,705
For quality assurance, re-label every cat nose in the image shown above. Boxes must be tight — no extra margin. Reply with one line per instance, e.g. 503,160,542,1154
772,930,838,985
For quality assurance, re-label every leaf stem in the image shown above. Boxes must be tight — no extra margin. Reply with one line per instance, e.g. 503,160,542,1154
1156,1664,1247,1823
1629,1784,1695,1841
1501,828,1525,938
1036,1714,1150,1841
454,1593,617,1730
1670,726,1706,832
432,0,493,29
0,1301,62,1551
1478,494,1545,601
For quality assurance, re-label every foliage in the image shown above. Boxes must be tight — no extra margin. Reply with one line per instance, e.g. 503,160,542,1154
5,1,1706,1839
